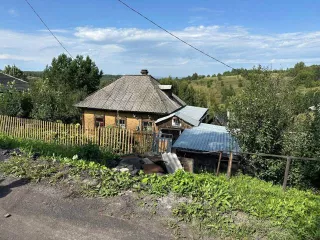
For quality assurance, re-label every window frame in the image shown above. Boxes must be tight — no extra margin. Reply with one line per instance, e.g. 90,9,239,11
94,114,105,128
172,116,181,127
142,120,153,132
117,117,126,129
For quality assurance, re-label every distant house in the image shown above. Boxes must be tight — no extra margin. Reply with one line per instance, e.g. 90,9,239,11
155,106,208,140
0,73,29,92
75,70,186,131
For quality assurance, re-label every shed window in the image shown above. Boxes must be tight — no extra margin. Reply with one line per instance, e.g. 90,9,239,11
142,120,153,131
172,117,181,127
117,119,126,129
95,115,105,127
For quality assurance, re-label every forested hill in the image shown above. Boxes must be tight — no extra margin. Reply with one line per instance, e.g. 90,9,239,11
159,62,320,116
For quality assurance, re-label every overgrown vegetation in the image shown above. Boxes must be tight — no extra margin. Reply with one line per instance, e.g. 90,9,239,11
0,134,118,166
0,150,319,239
229,67,320,189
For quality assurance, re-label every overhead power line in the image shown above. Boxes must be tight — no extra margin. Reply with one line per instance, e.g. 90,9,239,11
24,0,74,59
117,0,234,70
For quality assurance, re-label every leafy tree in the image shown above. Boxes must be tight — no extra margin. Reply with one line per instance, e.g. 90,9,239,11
229,67,320,188
229,68,294,154
44,54,103,94
217,73,222,81
294,70,315,87
0,82,23,116
238,79,243,87
292,62,306,76
0,81,31,117
2,65,27,80
221,85,235,104
191,73,199,80
228,68,294,180
30,78,82,123
206,80,213,88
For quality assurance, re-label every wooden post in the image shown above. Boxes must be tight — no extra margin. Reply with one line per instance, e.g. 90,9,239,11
216,151,222,175
282,157,291,191
227,152,233,179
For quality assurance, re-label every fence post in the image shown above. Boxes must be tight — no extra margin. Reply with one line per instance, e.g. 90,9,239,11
282,157,291,191
216,151,222,175
227,152,233,179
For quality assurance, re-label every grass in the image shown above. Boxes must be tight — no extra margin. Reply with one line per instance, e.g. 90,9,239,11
0,137,319,239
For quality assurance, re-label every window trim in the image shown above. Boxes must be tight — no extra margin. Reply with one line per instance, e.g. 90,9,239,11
94,114,105,128
117,117,127,129
141,119,153,131
172,116,181,127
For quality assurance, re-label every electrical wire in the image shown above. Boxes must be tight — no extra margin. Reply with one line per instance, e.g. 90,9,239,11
24,0,74,59
117,0,234,69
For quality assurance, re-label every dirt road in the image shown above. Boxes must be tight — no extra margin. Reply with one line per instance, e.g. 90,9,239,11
0,177,173,240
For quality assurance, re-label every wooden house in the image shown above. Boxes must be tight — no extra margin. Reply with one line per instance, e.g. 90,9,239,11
75,70,186,131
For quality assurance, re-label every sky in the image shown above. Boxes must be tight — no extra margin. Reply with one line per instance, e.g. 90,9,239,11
0,0,320,77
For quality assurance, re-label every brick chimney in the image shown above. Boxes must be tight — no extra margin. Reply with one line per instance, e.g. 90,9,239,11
141,69,149,75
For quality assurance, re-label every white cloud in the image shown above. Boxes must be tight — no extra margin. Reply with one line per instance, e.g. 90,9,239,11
0,54,34,61
8,9,18,17
38,29,70,33
189,7,224,14
1,25,320,76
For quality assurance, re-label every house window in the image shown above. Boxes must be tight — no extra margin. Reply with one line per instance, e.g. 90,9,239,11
142,120,153,131
95,115,105,127
117,118,126,129
172,117,181,127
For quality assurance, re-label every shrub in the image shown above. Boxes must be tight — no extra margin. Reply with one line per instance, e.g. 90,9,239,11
78,142,102,161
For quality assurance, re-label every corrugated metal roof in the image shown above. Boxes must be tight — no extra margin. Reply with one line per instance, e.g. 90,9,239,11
75,75,185,114
155,106,208,126
0,73,29,92
173,123,240,153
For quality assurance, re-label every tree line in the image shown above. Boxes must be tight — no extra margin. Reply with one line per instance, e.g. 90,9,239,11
0,54,103,123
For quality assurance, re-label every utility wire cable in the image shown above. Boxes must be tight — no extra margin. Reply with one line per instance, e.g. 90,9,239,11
117,0,234,69
24,0,74,59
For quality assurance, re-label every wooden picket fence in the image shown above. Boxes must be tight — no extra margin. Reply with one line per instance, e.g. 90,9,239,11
0,115,154,154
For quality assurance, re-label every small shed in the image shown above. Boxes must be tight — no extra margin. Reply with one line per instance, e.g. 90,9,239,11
172,123,240,172
155,106,208,140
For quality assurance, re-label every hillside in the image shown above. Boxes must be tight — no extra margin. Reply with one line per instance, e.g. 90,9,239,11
189,75,244,103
